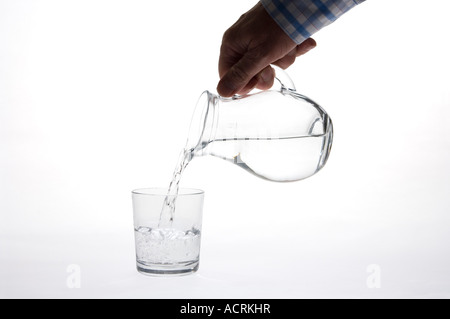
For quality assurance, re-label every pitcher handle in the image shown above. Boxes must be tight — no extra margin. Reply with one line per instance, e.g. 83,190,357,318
272,65,296,92
221,65,297,99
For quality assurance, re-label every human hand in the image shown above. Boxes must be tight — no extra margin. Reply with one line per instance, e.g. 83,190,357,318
217,2,316,97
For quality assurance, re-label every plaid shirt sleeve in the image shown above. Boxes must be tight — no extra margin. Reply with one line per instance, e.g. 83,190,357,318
260,0,366,44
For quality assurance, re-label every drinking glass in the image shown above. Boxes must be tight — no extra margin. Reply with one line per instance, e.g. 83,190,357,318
132,188,204,276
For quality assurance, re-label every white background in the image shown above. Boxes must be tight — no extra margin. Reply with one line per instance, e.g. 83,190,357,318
1,0,450,298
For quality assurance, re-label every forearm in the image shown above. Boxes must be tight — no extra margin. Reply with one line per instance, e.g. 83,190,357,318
260,0,366,45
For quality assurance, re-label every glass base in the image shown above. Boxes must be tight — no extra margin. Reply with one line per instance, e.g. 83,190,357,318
136,260,199,276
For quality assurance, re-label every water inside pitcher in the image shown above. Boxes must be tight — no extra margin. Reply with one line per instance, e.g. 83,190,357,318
185,66,333,182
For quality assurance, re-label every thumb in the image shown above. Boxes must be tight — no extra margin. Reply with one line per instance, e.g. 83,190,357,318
217,51,268,97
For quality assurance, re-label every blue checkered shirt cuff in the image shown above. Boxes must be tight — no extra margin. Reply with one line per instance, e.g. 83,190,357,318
260,0,366,44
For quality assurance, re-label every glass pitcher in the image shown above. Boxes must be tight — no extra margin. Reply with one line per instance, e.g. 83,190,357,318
185,66,333,182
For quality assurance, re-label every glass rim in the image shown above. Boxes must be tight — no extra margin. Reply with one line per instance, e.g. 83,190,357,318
132,187,204,197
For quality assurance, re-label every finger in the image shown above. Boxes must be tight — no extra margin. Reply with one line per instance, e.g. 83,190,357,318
237,65,275,95
273,38,317,70
218,43,240,80
296,37,316,57
255,65,275,91
217,50,269,97
273,48,297,70
237,76,259,96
